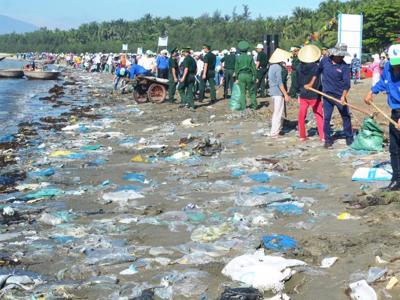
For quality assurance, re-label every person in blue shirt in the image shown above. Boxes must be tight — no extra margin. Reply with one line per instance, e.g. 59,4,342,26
364,44,400,191
156,50,169,79
113,64,128,91
305,43,352,149
129,63,152,80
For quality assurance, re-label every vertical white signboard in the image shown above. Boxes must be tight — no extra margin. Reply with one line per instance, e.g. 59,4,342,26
338,14,363,64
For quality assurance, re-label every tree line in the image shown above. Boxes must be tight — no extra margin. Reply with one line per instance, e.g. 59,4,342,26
0,0,398,54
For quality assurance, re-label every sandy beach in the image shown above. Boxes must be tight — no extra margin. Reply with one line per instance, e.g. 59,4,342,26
0,67,398,299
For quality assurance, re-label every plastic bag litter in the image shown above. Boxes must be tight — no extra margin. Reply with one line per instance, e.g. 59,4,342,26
320,257,338,268
49,150,75,157
80,144,102,151
229,83,242,111
248,172,270,183
236,191,292,207
191,223,232,242
251,186,283,194
351,117,384,152
348,280,377,300
122,173,148,183
29,167,55,177
352,167,392,181
262,234,297,252
268,203,303,215
39,211,72,226
83,248,135,266
24,188,64,200
291,182,327,190
218,287,263,300
222,249,306,292
154,270,209,299
102,190,144,203
367,267,387,283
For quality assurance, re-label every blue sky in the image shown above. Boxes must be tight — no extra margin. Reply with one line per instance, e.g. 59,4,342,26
2,0,326,29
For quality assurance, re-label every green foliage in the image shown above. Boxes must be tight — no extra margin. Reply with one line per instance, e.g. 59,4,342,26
0,0,397,53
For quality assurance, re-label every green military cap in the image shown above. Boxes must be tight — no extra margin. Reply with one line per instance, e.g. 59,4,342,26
169,47,178,54
237,41,250,52
181,47,191,53
203,44,211,50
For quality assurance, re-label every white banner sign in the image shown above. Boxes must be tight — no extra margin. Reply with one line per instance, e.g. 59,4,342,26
122,44,128,51
158,36,168,47
338,14,363,64
137,48,143,55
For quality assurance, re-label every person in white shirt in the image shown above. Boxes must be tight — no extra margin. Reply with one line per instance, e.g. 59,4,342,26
193,52,204,97
138,50,156,74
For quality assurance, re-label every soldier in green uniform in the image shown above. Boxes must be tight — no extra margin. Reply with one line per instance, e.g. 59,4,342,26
288,47,300,98
178,47,197,110
255,43,268,97
221,47,236,98
234,41,257,110
199,44,217,103
167,47,179,103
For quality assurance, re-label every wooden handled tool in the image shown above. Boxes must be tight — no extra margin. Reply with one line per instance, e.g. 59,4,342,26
307,87,373,116
370,102,399,127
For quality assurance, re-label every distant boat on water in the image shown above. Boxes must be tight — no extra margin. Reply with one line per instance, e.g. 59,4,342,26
24,70,60,80
0,69,24,78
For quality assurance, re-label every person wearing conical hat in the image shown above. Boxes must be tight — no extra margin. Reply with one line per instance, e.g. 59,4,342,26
364,44,400,191
234,41,257,110
178,47,197,110
267,48,291,137
221,47,236,98
255,43,268,98
305,43,352,148
288,46,300,98
199,44,217,104
296,45,324,142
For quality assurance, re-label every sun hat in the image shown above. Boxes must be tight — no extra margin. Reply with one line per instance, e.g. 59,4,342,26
256,43,264,49
237,41,250,52
230,47,236,53
298,45,321,63
222,49,229,55
269,48,291,64
181,47,191,53
193,51,201,57
388,44,400,66
160,49,168,55
329,43,350,57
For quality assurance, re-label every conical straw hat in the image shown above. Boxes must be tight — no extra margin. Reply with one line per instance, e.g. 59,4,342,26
298,45,321,63
269,48,291,64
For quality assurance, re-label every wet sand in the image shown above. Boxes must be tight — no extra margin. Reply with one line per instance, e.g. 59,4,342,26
1,69,399,299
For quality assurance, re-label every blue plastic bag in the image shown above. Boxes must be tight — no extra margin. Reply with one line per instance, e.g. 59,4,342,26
29,168,55,177
250,186,283,195
248,172,270,183
262,234,297,251
122,173,147,183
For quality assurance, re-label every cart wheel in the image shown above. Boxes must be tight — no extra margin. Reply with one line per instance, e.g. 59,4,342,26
147,83,167,103
133,90,148,103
